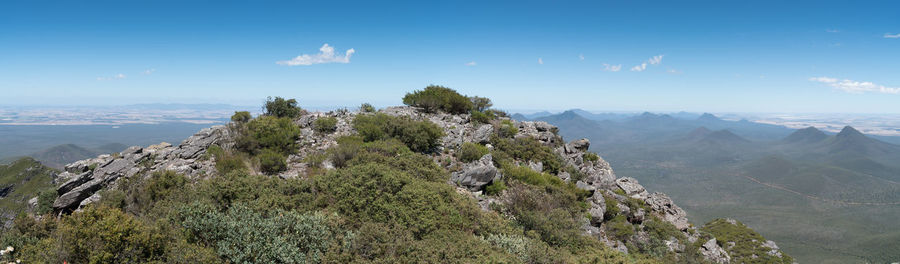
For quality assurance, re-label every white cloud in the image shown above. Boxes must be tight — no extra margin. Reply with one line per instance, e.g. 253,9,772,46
630,63,647,72
667,68,682,74
602,64,622,72
630,55,663,72
277,43,355,66
96,73,126,81
465,61,477,66
809,76,900,94
579,54,585,61
538,58,543,65
142,69,156,75
885,33,900,39
648,55,664,65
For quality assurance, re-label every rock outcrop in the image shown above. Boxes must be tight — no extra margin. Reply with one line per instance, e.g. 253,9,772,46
48,105,747,263
52,126,232,213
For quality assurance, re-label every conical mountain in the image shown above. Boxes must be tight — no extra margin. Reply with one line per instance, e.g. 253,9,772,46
697,113,723,122
826,126,898,156
683,126,713,141
699,129,750,144
784,126,828,143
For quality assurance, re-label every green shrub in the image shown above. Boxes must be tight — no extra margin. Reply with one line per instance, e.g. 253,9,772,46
238,115,300,155
313,116,338,134
26,206,168,263
264,96,303,118
606,214,635,240
352,113,444,152
35,190,58,215
496,119,518,138
359,103,376,113
457,142,489,163
583,152,600,162
603,193,620,221
492,136,563,174
208,145,247,175
502,183,586,247
231,111,251,123
484,180,507,195
701,219,793,264
470,96,493,112
179,202,340,264
470,110,496,124
402,85,473,114
258,149,287,175
313,162,479,238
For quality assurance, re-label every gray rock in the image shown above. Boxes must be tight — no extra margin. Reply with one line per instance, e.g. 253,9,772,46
615,177,649,199
588,191,607,224
472,124,493,144
569,138,590,151
576,180,596,192
451,154,501,191
762,240,782,258
57,171,93,195
646,192,690,230
700,238,731,264
53,178,103,213
527,160,543,173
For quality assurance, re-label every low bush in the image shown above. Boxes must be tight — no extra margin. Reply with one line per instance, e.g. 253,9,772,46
230,111,251,123
583,152,600,162
457,142,489,163
469,110,496,124
496,120,518,138
352,113,444,152
178,202,340,264
470,96,493,112
606,214,635,241
313,116,338,134
258,149,287,175
359,103,376,113
237,115,300,155
402,85,473,114
492,136,563,174
263,96,303,118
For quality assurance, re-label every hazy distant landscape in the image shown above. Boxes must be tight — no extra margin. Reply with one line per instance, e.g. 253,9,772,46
520,109,900,263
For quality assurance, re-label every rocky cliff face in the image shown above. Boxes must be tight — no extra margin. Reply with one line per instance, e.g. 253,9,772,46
51,106,782,263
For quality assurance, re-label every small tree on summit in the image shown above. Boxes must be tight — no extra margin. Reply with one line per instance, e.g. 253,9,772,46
263,96,303,118
402,85,473,114
470,96,492,112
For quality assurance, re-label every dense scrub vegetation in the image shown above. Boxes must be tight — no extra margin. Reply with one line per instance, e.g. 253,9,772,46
702,219,793,264
0,90,743,263
352,113,444,153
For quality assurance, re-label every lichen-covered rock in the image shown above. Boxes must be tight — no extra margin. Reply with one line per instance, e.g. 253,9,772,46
646,192,690,230
701,238,731,264
615,177,649,199
451,154,501,191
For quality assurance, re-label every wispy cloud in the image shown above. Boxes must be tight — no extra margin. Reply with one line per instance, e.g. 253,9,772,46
465,61,477,66
277,43,355,66
810,76,900,94
96,73,126,81
142,68,156,75
826,29,840,33
538,58,543,65
602,64,622,72
630,55,664,72
630,63,647,72
579,54,585,61
667,68,682,74
884,33,900,39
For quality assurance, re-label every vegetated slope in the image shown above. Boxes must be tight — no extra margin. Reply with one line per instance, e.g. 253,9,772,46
537,110,900,263
0,157,57,227
0,89,791,263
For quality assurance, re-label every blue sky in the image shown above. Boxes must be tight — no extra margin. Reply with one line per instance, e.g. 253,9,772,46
1,0,899,113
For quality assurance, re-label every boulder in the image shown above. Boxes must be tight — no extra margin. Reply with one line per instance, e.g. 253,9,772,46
615,177,649,199
53,178,103,213
472,124,493,144
700,238,731,264
451,154,501,191
588,191,607,224
646,192,690,230
56,171,93,195
569,138,590,151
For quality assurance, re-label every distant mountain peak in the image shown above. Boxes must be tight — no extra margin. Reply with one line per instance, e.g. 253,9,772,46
701,129,749,143
683,126,713,141
784,126,827,143
836,126,865,139
698,113,722,122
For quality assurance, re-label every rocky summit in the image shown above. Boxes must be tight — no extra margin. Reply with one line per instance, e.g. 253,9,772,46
41,103,790,263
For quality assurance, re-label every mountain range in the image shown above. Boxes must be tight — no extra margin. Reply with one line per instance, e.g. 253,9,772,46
523,109,900,263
